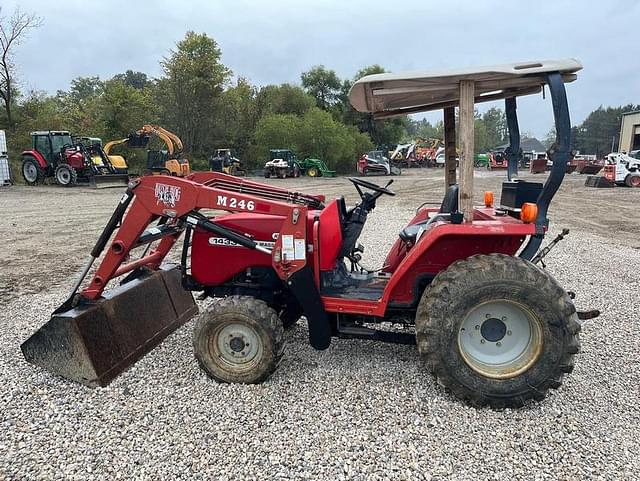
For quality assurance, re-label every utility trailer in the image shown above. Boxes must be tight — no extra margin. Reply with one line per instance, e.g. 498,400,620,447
22,59,598,408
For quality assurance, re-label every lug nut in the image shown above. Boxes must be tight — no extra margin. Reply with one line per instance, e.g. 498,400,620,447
485,314,491,319
507,330,512,336
502,316,507,321
496,342,502,347
475,325,480,330
480,339,485,344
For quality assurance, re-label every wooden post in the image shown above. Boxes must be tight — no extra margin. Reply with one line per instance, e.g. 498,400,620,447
443,106,456,188
458,80,475,222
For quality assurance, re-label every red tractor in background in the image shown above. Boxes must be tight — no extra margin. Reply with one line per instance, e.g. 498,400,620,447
21,131,129,187
487,150,508,170
22,60,596,408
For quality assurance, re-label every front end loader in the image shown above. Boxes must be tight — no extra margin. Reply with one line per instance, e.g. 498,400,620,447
22,59,597,408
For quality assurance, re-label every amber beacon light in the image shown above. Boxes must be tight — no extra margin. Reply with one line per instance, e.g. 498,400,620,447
520,202,538,223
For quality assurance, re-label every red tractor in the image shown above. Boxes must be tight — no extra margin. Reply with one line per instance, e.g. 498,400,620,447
487,150,509,170
22,60,595,408
21,131,129,187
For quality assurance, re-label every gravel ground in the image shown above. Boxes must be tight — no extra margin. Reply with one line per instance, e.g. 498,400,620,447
1,170,639,480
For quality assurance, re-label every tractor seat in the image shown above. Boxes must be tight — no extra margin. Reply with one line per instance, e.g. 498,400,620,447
399,184,459,244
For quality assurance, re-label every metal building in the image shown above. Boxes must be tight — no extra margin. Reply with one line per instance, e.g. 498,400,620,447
619,111,640,153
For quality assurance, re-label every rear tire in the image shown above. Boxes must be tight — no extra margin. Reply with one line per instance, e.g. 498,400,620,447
193,296,285,384
22,157,45,185
415,254,580,408
264,170,271,178
307,166,319,177
625,173,640,187
54,164,77,186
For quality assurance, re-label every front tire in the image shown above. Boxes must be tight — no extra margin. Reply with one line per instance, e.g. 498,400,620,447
54,164,77,186
193,296,285,384
22,157,45,185
415,254,580,408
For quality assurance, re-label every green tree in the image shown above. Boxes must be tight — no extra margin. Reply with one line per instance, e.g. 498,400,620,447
112,70,150,90
256,83,315,117
253,107,372,173
301,65,341,110
99,77,156,140
55,76,104,134
406,118,444,142
158,31,231,155
572,104,640,156
336,64,407,148
253,113,299,160
544,127,556,149
216,77,258,161
295,107,354,171
474,114,490,152
481,107,507,148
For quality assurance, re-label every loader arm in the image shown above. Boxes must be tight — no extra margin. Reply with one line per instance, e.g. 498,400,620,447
81,175,311,301
139,125,184,155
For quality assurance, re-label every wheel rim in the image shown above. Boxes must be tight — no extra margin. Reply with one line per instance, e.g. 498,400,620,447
308,168,317,177
631,176,640,187
210,320,263,372
57,168,71,184
23,162,38,183
458,300,543,379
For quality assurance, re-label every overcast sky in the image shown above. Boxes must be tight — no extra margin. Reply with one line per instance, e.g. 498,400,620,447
3,0,639,138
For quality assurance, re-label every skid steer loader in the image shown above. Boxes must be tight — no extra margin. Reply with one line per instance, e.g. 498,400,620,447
22,59,597,408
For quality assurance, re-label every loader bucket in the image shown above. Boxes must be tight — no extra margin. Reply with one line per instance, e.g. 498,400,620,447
21,265,198,387
584,175,613,188
89,174,131,189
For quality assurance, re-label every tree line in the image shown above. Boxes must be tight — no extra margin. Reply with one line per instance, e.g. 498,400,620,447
1,28,407,174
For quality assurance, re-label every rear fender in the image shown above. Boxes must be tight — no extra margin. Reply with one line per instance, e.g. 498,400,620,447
22,150,47,168
382,222,534,307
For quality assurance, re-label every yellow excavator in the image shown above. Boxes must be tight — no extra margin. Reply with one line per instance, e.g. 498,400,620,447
105,125,191,177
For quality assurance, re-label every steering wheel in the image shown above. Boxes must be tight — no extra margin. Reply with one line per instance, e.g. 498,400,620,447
348,177,395,197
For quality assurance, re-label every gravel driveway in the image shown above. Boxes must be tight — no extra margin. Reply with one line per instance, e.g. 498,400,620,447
1,170,638,480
